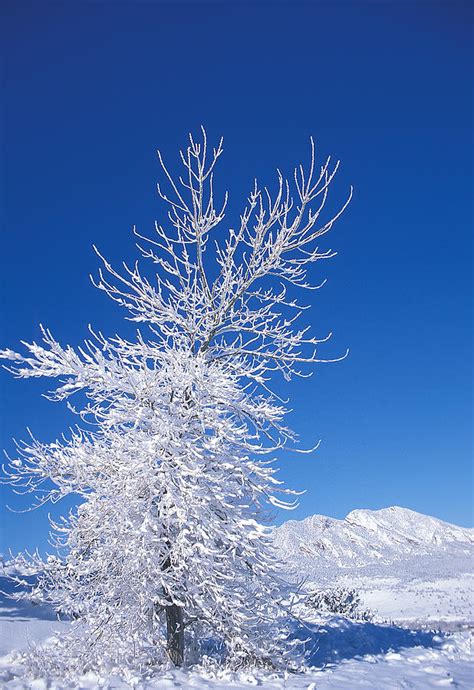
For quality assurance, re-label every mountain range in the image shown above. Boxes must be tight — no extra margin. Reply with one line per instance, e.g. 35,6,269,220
273,506,473,625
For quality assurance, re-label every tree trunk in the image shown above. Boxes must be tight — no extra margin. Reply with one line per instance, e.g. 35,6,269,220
162,387,191,667
166,603,184,666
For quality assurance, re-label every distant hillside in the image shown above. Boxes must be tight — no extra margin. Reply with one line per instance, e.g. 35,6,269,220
274,507,474,624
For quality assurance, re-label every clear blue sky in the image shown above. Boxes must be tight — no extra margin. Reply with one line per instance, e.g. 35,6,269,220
1,1,472,554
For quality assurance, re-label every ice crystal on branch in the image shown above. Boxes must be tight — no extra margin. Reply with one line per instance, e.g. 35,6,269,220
1,128,351,677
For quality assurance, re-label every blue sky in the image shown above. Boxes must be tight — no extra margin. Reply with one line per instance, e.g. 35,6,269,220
1,1,472,554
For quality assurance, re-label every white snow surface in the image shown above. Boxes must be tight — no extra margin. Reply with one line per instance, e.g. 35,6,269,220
1,507,473,688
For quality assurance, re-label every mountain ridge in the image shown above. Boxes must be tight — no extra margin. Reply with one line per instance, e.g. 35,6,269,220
274,506,473,577
274,506,474,624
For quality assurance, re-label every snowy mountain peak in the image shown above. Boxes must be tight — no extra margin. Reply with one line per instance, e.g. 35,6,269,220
344,506,473,546
274,507,473,580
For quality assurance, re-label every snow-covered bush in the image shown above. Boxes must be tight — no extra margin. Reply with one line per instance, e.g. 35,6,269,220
306,587,374,621
1,128,350,678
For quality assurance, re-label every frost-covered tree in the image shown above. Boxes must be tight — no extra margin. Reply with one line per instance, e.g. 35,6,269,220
1,129,351,678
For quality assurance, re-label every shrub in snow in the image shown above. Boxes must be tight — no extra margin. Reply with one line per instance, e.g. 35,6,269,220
1,128,350,677
306,587,374,622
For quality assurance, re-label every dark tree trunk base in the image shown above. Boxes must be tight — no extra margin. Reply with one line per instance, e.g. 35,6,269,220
166,603,184,666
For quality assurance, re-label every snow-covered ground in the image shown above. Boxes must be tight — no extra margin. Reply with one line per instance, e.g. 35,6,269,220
1,507,473,688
